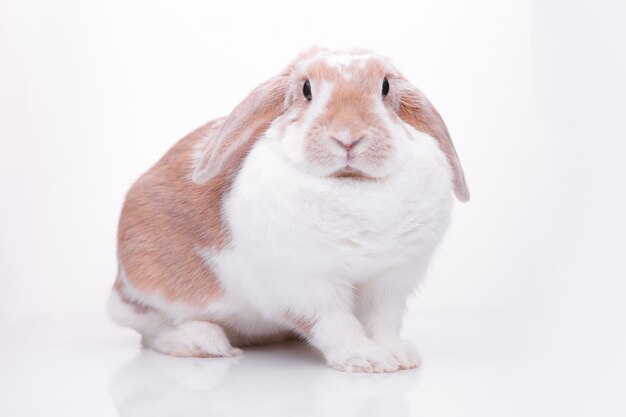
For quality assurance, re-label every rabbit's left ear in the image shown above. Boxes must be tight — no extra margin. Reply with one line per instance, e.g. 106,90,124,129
398,81,470,202
192,73,289,184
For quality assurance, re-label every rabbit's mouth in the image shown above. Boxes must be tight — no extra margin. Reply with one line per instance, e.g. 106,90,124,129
331,166,373,180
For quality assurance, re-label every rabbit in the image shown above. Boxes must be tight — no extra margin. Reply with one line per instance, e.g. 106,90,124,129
107,47,469,373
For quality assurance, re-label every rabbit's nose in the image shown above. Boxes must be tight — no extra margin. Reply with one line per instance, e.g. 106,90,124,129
330,136,364,152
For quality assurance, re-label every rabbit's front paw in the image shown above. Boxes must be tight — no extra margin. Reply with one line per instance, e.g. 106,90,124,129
327,344,402,373
374,338,421,370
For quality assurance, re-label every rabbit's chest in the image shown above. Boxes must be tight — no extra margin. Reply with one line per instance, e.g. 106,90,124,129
220,137,453,282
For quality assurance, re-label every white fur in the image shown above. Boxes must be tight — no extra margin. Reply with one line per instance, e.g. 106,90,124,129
220,130,452,312
107,289,162,334
318,52,374,69
205,127,453,371
146,321,242,358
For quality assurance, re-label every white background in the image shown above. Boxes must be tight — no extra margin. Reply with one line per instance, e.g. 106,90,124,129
1,0,625,416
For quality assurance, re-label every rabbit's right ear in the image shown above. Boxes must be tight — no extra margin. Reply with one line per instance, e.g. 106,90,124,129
192,74,289,184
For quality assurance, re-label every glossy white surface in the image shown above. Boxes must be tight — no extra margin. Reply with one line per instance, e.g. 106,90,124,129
2,308,624,417
1,0,625,416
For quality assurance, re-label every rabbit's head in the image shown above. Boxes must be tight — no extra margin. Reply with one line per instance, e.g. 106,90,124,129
193,47,469,201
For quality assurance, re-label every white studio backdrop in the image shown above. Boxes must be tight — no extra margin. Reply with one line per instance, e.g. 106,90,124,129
1,0,624,397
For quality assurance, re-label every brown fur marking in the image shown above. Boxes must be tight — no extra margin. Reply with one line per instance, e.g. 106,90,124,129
117,119,248,307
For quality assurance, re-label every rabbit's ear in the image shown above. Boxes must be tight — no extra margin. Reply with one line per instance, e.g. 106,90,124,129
192,74,289,184
398,81,469,202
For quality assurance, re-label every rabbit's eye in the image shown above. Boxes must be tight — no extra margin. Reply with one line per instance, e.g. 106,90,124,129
382,77,390,98
303,80,312,101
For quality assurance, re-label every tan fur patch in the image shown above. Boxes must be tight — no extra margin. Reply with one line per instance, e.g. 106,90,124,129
117,119,248,307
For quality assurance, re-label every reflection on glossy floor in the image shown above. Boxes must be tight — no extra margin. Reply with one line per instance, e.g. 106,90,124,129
111,345,417,417
1,309,624,417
